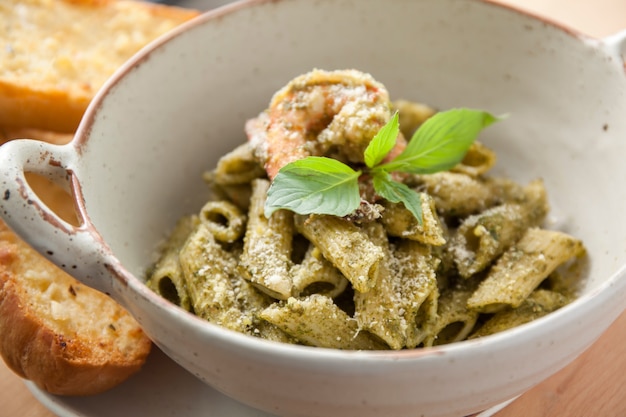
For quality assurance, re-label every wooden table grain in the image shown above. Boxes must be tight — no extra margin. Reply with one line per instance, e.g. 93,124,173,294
1,1,625,416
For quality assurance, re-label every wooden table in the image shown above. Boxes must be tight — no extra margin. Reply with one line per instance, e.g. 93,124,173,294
1,1,625,416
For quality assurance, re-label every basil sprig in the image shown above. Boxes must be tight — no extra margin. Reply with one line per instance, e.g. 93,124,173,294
265,108,501,223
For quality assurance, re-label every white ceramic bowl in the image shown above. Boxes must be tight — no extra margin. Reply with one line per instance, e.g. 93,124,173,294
2,1,626,416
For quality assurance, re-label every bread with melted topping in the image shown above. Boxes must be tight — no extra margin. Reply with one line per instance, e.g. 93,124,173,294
0,0,199,132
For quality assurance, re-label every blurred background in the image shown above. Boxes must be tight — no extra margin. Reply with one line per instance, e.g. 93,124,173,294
159,0,231,7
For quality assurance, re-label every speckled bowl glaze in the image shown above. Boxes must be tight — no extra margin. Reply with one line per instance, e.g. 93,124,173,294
1,1,626,416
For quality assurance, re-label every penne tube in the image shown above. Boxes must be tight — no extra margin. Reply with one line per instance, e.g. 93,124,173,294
450,203,527,278
227,274,297,343
291,245,349,299
515,179,550,222
212,182,254,212
409,286,439,347
449,179,549,278
240,179,294,299
420,171,503,217
392,240,440,348
260,295,387,350
451,141,497,177
211,142,266,185
467,228,585,313
294,214,384,293
380,193,446,246
469,289,569,339
353,222,407,350
230,271,274,314
424,276,482,347
146,215,199,311
199,200,246,243
178,224,240,324
253,320,300,344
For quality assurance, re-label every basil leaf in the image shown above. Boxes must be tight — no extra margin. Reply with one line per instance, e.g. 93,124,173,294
364,111,400,168
372,171,423,224
380,109,499,174
264,156,362,218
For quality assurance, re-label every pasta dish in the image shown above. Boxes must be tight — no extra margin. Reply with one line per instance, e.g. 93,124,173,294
146,69,585,350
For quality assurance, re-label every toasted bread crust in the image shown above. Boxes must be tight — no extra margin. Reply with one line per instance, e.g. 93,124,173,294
0,84,90,133
0,0,199,132
0,221,152,395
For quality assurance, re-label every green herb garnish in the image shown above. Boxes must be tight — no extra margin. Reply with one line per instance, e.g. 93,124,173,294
265,108,501,223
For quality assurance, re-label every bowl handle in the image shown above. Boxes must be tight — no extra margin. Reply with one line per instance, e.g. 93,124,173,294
0,139,119,296
603,29,626,63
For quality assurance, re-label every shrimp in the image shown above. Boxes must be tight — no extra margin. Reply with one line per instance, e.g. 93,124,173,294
246,69,405,179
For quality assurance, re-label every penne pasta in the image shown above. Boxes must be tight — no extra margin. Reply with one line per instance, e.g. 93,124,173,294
380,192,446,246
424,276,482,347
240,179,295,300
469,289,569,339
260,294,387,350
211,142,266,185
420,171,502,217
392,240,440,348
353,222,407,350
178,224,240,324
146,215,199,311
467,228,585,313
294,214,384,293
227,274,297,343
199,200,246,243
449,179,549,278
146,73,587,350
291,245,349,299
451,141,497,177
213,182,254,212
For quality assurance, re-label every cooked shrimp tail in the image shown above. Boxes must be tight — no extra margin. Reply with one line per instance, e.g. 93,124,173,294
246,69,404,179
